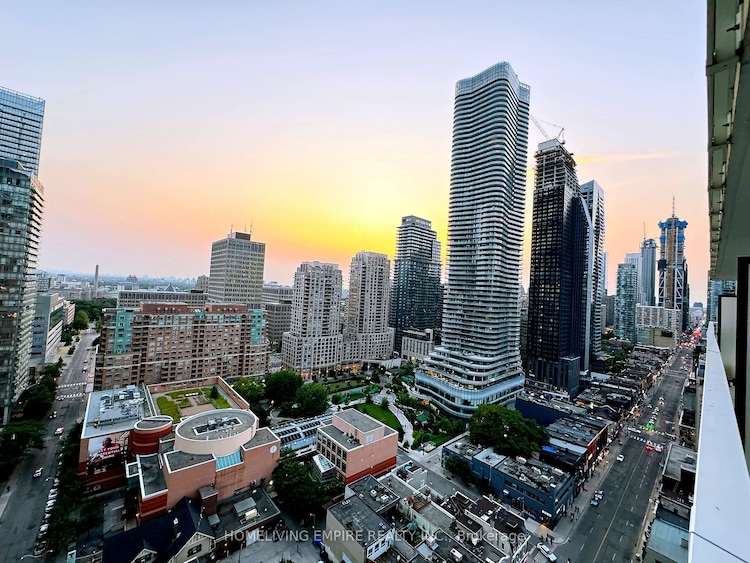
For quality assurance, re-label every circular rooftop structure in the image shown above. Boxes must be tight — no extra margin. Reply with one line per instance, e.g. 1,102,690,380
174,409,257,457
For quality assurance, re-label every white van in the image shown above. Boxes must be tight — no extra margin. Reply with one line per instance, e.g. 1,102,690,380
537,543,557,561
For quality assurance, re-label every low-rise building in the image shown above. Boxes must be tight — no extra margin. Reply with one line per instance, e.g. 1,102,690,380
316,409,398,483
326,495,396,563
101,497,213,563
117,288,208,309
443,438,575,528
659,444,696,522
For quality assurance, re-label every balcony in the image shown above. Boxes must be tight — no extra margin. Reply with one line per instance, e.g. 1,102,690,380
689,324,750,561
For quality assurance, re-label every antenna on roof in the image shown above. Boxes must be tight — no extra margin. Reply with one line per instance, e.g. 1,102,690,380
643,222,646,241
672,196,676,217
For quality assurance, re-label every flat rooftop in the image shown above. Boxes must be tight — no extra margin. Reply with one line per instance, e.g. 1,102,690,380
347,475,399,514
319,424,361,451
175,409,256,443
329,495,390,548
165,450,214,471
664,444,697,482
495,457,571,494
243,427,279,450
472,446,507,468
82,387,145,440
335,408,382,432
138,453,167,497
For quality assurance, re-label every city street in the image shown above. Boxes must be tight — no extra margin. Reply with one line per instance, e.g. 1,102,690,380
552,346,692,563
0,330,95,562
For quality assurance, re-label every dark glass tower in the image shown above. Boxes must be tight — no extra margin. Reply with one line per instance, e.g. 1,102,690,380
526,139,585,394
390,216,442,353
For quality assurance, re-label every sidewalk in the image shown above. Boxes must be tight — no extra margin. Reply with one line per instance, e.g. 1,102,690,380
531,442,623,545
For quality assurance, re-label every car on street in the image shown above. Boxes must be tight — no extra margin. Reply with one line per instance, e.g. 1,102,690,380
537,543,557,561
45,500,56,512
645,444,655,451
617,454,625,462
33,540,47,556
54,427,64,436
47,489,58,500
590,499,599,506
52,477,59,487
39,524,49,536
33,467,43,478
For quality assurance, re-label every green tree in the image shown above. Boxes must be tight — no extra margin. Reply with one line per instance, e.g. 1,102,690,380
22,374,58,420
272,449,323,519
295,383,329,417
209,385,220,400
444,455,472,483
380,396,389,409
469,404,549,458
0,420,45,479
266,370,303,404
72,310,90,330
233,377,265,404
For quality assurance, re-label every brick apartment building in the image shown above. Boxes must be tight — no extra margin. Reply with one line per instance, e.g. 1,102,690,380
95,302,268,390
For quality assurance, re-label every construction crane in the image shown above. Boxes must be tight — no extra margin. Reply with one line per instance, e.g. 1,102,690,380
530,115,565,143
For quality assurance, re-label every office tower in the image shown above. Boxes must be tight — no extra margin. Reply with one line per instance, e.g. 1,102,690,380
94,303,268,390
282,262,343,375
579,180,606,361
602,252,609,295
416,62,530,417
0,87,45,175
207,231,265,306
615,263,638,342
707,277,737,323
636,305,680,348
389,216,442,353
658,212,688,329
640,238,658,306
344,252,394,362
0,87,45,425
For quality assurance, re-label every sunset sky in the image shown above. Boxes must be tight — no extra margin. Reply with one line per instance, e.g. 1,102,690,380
4,2,708,302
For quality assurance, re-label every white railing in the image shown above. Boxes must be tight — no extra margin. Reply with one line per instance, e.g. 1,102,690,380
689,323,750,562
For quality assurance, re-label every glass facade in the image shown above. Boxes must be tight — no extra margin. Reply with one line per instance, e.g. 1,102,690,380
0,158,45,423
416,62,530,417
0,87,45,176
389,216,442,352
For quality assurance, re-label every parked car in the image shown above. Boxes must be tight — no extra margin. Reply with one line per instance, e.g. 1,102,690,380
54,427,64,436
33,467,43,478
616,454,625,462
45,500,56,512
47,489,58,500
537,543,558,561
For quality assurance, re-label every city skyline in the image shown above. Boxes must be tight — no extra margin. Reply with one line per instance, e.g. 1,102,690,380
3,3,707,302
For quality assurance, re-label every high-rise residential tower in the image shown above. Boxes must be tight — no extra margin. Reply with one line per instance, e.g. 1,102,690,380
579,180,606,362
281,262,343,375
389,216,442,353
207,231,265,306
344,252,394,362
615,263,638,342
658,212,688,329
0,87,46,424
640,238,658,306
416,62,530,417
526,139,583,393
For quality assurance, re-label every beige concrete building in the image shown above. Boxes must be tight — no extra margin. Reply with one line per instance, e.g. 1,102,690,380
344,251,394,363
282,262,343,375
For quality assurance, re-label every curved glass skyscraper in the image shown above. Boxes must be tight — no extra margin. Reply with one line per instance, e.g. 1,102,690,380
416,62,530,417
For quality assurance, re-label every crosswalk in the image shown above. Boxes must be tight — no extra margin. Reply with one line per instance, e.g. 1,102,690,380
57,392,84,400
58,382,85,389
